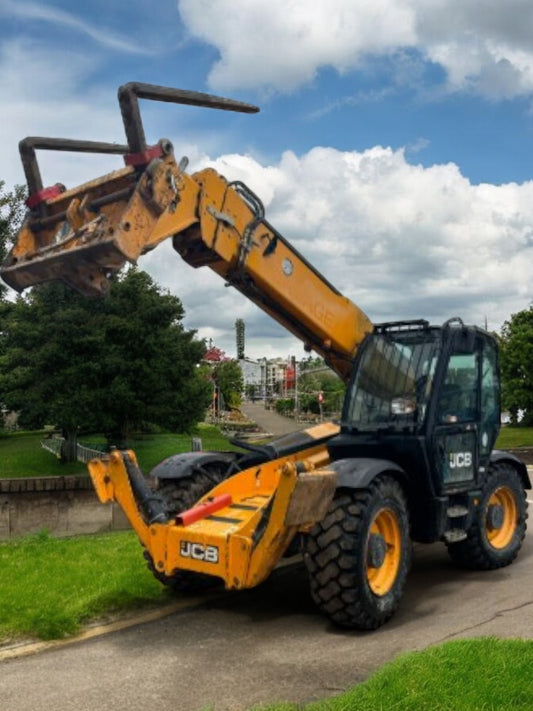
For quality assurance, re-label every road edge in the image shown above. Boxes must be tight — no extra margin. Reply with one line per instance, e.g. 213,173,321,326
0,596,213,663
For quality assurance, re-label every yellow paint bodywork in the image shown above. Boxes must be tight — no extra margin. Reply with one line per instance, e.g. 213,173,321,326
88,422,339,590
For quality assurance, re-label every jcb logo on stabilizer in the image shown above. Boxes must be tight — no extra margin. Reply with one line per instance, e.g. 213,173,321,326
180,540,219,564
449,451,472,469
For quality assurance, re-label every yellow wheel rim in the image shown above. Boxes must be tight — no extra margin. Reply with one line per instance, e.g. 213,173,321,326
486,486,517,549
366,507,402,596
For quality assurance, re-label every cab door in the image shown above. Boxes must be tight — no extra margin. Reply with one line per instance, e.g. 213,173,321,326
431,332,500,493
434,349,479,490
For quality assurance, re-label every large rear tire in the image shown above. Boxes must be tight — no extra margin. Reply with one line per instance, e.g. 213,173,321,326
446,462,527,570
303,476,411,630
144,464,226,593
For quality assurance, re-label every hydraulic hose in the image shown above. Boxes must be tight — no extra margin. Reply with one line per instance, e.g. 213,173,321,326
122,452,169,524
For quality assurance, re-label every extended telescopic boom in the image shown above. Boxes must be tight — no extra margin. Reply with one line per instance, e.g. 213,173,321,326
1,83,373,380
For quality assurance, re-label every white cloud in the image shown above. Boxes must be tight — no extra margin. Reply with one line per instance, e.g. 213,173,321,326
177,0,533,99
178,0,416,92
414,0,533,98
141,145,532,357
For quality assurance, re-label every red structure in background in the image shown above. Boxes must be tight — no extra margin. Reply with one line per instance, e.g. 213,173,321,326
203,345,229,363
285,362,296,392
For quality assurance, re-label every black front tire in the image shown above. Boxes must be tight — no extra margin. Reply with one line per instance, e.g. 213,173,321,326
303,476,411,630
446,462,528,570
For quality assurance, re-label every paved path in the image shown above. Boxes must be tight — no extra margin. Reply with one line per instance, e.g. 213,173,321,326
239,400,305,437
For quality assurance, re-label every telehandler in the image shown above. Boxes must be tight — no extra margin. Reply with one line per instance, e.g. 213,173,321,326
2,83,529,630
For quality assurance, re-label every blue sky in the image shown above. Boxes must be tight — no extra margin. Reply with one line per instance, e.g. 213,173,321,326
1,0,532,358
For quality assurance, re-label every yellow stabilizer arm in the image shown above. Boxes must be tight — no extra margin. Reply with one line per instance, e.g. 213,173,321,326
89,439,337,590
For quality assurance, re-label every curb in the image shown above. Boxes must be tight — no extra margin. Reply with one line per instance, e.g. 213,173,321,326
0,557,301,663
0,596,213,663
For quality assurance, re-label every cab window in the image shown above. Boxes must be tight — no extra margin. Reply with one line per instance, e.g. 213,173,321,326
437,353,478,424
480,344,500,456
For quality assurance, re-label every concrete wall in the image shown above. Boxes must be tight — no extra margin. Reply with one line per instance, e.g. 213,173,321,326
0,476,130,541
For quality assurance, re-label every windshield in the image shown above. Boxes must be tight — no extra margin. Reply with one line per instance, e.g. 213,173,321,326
344,329,440,431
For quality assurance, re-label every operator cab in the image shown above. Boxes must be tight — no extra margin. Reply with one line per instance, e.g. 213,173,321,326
332,319,500,497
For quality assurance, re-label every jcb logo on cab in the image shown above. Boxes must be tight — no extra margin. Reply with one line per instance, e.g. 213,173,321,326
449,452,472,469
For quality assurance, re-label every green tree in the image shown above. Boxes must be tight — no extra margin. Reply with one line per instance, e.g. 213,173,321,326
299,355,324,372
0,269,212,458
213,360,244,409
499,305,533,425
0,181,26,431
298,368,345,415
235,318,245,359
0,181,26,297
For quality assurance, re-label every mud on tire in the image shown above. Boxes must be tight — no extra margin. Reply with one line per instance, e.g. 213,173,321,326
303,476,411,630
446,462,528,570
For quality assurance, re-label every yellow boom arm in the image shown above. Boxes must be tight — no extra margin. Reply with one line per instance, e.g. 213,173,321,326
1,83,372,381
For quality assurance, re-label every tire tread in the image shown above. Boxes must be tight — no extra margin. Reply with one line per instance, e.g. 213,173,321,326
446,462,528,570
303,476,410,630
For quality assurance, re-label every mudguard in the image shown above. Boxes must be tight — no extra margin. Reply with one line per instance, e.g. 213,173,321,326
490,450,531,489
149,450,239,481
329,457,406,490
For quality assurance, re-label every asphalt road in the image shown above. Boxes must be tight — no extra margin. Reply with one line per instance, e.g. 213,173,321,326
239,400,307,437
1,529,533,711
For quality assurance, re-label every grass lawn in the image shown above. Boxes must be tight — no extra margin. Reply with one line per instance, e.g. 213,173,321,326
1,431,83,478
0,530,170,642
2,424,532,480
121,425,241,472
496,426,533,450
255,638,533,711
0,424,239,478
